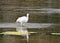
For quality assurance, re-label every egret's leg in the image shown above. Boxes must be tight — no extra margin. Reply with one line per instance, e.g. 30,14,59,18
21,22,24,31
21,22,23,27
22,22,27,27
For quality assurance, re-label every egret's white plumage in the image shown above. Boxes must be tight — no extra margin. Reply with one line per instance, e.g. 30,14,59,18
16,13,29,25
16,13,29,42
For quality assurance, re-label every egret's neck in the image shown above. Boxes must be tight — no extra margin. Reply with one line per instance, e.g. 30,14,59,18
27,14,29,19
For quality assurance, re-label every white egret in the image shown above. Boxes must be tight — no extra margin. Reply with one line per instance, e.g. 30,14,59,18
16,13,29,42
16,13,29,26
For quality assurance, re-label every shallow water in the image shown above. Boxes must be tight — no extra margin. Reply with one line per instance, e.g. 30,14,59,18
0,27,60,43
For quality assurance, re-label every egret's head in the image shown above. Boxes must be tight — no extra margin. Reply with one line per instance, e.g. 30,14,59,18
27,13,29,17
